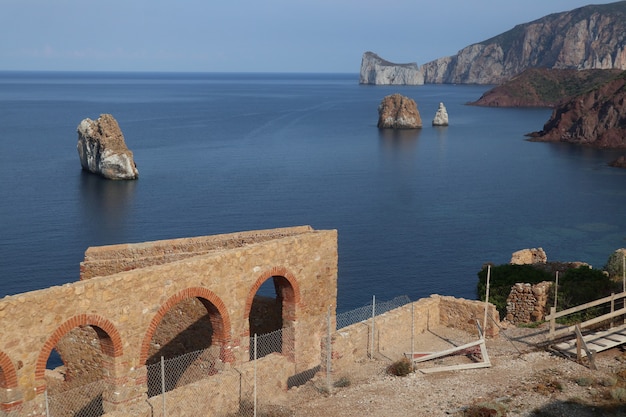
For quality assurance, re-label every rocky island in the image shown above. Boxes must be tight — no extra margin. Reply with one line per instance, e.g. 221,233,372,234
377,94,422,129
77,114,139,180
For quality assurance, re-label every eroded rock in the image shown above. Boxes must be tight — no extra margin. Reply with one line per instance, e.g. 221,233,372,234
432,102,449,126
77,114,139,180
377,94,422,129
510,248,547,265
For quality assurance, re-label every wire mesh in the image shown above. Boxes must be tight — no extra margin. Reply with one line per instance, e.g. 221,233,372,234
26,295,414,417
46,380,105,417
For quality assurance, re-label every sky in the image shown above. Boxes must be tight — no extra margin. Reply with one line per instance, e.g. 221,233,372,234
0,0,618,73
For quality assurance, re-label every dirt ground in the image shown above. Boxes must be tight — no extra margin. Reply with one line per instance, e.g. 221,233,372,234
262,323,626,417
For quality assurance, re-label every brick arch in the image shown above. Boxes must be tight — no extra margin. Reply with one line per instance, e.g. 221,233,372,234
244,266,302,320
0,350,18,389
139,287,231,364
34,314,123,382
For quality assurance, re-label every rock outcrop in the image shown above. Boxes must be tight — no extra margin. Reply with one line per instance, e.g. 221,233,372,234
377,94,422,129
360,52,423,85
510,248,547,265
420,3,626,84
469,68,622,108
77,114,139,180
528,71,626,148
432,102,449,126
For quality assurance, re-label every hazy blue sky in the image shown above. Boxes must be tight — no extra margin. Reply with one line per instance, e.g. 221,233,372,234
0,0,616,73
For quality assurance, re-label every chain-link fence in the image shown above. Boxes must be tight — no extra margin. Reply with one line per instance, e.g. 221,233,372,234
39,295,413,417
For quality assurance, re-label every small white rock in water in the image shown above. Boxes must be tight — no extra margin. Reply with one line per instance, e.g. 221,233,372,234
432,102,449,126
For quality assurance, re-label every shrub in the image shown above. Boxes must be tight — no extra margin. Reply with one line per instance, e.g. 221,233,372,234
477,264,552,317
387,357,413,377
333,376,351,388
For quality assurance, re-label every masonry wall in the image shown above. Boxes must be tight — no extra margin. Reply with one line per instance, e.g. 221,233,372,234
0,226,338,415
330,295,500,372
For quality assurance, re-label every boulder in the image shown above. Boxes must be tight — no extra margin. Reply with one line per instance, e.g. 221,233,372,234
432,102,449,126
377,94,422,129
510,248,547,265
77,114,139,180
359,52,424,85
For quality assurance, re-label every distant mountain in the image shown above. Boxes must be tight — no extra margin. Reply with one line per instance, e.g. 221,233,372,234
421,1,626,84
528,71,626,149
468,68,623,107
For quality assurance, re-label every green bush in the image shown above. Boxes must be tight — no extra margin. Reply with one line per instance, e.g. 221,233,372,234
477,264,620,320
477,264,552,317
386,357,413,377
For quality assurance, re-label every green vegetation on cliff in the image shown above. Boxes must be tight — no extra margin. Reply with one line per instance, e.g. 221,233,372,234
469,68,624,107
477,263,620,319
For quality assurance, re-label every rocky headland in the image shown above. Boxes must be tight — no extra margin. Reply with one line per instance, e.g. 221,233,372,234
377,94,422,129
364,2,626,85
468,68,623,107
359,52,423,85
528,71,626,149
77,114,139,180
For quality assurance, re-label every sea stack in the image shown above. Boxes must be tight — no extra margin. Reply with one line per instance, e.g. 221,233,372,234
77,114,139,180
377,94,422,129
432,102,449,126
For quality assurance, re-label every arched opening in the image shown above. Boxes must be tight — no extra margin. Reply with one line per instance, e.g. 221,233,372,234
142,289,229,398
0,350,21,412
36,317,122,417
247,274,297,361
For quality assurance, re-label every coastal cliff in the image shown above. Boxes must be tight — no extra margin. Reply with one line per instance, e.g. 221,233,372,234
468,68,623,107
421,2,626,84
528,71,626,149
359,52,423,85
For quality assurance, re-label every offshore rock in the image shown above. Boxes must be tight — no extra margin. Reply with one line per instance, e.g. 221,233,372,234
77,114,139,180
377,94,422,129
359,52,423,85
420,2,626,84
528,72,626,148
510,248,547,265
432,102,449,126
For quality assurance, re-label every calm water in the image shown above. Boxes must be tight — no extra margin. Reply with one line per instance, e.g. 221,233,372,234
1,72,625,311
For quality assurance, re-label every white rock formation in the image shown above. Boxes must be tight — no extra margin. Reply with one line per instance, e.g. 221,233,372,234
432,102,449,126
359,52,424,85
77,114,139,180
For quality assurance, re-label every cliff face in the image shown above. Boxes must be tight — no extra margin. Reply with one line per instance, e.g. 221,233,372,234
421,2,626,84
529,71,626,148
359,52,424,85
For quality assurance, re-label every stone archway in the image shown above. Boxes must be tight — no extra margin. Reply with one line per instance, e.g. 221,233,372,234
245,267,300,361
139,287,231,397
0,350,21,412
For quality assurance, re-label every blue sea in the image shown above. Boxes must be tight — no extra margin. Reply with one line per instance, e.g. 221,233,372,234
1,71,625,311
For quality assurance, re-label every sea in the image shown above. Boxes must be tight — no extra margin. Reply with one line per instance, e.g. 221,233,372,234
1,71,625,312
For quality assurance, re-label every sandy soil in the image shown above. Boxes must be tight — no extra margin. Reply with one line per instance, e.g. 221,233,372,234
263,323,626,417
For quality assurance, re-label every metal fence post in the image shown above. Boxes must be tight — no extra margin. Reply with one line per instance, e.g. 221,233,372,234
411,302,415,362
370,295,376,359
326,307,332,393
254,333,257,417
44,390,50,417
161,356,166,417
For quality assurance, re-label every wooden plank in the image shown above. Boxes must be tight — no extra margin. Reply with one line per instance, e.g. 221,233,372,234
411,339,484,363
419,361,491,374
545,291,626,321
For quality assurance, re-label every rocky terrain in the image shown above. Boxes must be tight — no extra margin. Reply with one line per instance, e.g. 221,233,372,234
468,68,623,108
259,324,626,417
377,94,423,129
359,52,423,85
421,2,626,84
528,71,626,149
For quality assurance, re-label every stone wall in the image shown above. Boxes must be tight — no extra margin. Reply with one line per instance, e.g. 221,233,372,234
0,226,338,415
505,282,553,324
331,295,500,372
